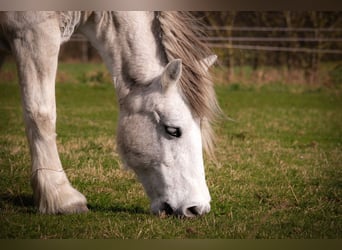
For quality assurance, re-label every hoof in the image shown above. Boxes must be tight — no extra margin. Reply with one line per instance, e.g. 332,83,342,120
32,169,89,215
59,202,89,214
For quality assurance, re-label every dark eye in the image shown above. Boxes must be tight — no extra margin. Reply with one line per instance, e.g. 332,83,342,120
165,126,182,138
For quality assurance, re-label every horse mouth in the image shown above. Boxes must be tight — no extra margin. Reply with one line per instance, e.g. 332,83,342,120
161,202,174,215
157,202,210,218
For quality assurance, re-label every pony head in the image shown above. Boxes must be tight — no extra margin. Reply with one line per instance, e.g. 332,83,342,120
117,56,216,217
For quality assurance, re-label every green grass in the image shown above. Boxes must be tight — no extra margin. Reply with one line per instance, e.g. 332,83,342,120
0,62,341,238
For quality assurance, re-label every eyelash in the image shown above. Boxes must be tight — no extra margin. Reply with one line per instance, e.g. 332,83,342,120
164,125,182,138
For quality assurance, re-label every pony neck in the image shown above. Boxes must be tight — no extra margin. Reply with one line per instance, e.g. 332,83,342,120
79,11,166,93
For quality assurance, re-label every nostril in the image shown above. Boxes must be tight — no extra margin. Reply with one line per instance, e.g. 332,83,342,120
162,202,174,215
184,204,210,217
185,206,201,217
187,206,200,216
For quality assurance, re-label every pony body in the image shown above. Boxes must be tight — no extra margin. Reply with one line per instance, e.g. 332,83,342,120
0,11,219,217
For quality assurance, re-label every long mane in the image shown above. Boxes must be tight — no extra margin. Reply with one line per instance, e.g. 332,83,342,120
157,11,221,157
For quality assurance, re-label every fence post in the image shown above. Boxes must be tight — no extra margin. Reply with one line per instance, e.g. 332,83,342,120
81,41,88,62
227,12,236,81
0,53,6,71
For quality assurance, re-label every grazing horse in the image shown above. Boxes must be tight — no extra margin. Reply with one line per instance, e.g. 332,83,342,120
0,11,220,217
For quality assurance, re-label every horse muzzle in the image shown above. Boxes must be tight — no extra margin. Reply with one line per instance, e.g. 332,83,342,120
155,202,211,218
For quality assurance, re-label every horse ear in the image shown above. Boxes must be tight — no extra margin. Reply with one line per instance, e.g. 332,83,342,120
161,59,182,91
200,55,217,71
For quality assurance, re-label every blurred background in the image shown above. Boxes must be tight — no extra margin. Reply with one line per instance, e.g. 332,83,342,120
1,11,341,87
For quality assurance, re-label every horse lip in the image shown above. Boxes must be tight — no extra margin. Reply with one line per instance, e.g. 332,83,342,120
152,199,211,217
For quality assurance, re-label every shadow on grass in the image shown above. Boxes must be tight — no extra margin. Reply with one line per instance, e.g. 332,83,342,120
88,203,149,215
0,193,36,213
0,193,149,215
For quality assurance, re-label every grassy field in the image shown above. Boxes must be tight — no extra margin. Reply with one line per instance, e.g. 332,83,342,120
0,62,341,238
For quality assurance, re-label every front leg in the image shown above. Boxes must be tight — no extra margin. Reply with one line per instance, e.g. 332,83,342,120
9,14,88,214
